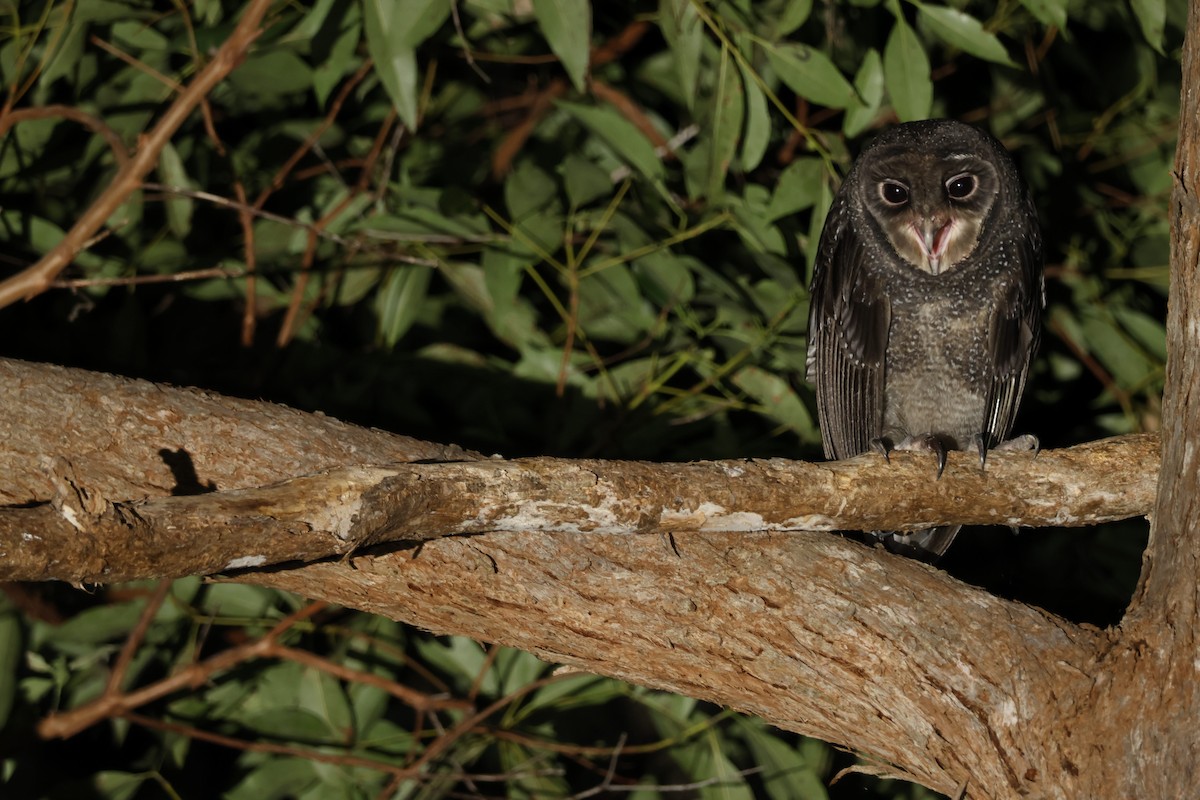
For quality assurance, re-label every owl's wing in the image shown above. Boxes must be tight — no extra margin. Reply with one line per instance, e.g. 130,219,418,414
982,197,1044,445
806,199,891,460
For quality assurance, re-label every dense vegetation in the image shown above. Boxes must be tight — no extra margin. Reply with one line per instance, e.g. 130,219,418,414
0,0,1184,797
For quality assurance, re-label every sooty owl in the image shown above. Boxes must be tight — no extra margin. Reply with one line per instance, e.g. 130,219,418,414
806,119,1044,559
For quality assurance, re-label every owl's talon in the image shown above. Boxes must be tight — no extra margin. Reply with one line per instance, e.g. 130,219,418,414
972,433,988,471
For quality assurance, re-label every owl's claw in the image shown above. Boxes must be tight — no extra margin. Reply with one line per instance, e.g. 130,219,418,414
972,434,988,470
895,434,948,480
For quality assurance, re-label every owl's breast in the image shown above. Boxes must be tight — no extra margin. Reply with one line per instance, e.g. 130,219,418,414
881,284,994,446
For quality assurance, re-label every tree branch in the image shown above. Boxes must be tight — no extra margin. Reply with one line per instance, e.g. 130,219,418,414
246,530,1103,797
0,358,1156,583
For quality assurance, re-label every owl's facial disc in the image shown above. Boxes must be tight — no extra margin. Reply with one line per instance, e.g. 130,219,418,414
871,162,995,276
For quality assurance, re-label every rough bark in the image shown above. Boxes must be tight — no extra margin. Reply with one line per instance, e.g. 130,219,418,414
0,357,1156,583
0,358,473,507
250,530,1103,796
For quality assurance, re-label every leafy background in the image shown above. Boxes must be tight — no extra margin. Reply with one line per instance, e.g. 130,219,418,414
0,0,1182,797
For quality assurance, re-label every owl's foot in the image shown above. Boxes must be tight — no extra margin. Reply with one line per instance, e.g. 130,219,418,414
971,433,1040,470
894,433,949,480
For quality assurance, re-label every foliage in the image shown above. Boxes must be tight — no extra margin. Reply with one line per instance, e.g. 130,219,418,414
0,0,1183,797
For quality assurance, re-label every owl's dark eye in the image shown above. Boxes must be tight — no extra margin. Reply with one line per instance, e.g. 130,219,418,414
880,182,909,206
946,174,977,200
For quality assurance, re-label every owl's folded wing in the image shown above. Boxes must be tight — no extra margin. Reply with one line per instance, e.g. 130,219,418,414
806,200,891,461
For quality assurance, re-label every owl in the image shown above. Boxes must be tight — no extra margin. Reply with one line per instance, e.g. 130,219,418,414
806,119,1044,559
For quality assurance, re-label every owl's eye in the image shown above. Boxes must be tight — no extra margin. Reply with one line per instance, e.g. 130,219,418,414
946,174,977,200
880,182,909,206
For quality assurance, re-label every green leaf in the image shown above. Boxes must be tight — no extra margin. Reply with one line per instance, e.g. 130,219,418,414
157,142,193,238
224,759,318,800
659,0,704,109
740,62,771,172
843,48,885,137
734,718,830,800
533,0,592,92
46,603,143,648
506,160,559,220
362,0,420,128
517,674,623,718
706,51,746,198
765,42,857,109
1080,314,1155,389
1129,0,1166,54
632,251,697,306
884,16,932,121
557,100,665,181
1018,0,1067,28
296,668,354,739
915,3,1017,66
1113,306,1167,361
90,772,150,800
376,265,433,347
481,249,550,349
766,157,824,221
562,153,613,207
229,50,315,99
733,366,814,434
774,0,814,34
577,262,656,342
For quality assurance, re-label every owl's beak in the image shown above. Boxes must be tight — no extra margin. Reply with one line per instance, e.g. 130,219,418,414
911,218,956,275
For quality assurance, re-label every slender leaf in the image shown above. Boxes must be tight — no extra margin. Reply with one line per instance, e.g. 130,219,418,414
740,61,771,172
765,42,857,109
884,15,933,121
1019,0,1067,28
707,51,746,198
376,265,433,347
660,0,704,109
915,3,1017,66
533,0,592,91
157,142,193,238
1129,0,1167,54
775,0,814,34
558,100,665,180
843,48,884,137
362,0,419,127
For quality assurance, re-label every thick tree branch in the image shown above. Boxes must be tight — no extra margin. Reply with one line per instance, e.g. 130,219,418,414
0,358,1156,583
247,531,1103,798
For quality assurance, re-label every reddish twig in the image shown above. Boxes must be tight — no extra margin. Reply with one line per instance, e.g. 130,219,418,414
0,104,130,167
105,580,173,696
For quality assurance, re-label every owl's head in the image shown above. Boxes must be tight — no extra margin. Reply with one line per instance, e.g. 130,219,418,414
848,120,1020,276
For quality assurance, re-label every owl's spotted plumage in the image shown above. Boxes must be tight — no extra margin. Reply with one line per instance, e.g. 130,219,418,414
806,119,1044,559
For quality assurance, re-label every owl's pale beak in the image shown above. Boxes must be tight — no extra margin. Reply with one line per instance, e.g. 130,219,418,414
911,218,956,275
